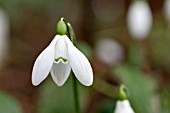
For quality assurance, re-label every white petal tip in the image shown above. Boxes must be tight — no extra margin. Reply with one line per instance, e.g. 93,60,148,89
32,83,38,86
53,78,68,87
31,69,48,86
56,83,64,87
31,78,41,86
81,75,93,86
84,82,93,86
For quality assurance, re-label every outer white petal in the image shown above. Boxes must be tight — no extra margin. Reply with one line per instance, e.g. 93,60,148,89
50,61,71,86
127,1,152,39
114,100,135,113
64,36,93,86
32,36,58,86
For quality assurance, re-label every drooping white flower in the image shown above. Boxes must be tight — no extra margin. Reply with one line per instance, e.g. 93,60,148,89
95,38,124,65
32,35,93,86
114,100,135,113
127,1,152,40
164,0,170,23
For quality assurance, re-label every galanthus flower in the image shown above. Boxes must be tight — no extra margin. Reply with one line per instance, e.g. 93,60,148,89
114,100,135,113
114,85,135,113
127,0,152,40
32,18,93,86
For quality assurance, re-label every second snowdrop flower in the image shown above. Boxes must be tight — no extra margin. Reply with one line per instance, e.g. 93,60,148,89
32,18,93,86
127,0,152,40
114,85,135,113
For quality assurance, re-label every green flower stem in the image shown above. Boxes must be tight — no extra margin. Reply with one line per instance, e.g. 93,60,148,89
72,72,81,113
62,18,80,113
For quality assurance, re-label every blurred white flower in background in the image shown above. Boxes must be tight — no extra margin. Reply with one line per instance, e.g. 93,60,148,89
95,38,124,65
114,100,135,113
127,0,152,40
0,8,9,68
164,0,170,23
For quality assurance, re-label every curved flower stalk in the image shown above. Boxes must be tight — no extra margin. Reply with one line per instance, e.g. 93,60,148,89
32,18,93,86
114,85,135,113
127,0,152,40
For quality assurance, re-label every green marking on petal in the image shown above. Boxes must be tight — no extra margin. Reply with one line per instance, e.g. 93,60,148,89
55,57,68,63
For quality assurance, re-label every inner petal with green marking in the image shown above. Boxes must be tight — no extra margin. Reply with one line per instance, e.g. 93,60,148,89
54,57,68,63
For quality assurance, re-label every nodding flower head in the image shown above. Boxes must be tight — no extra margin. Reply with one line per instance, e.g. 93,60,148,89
32,18,93,86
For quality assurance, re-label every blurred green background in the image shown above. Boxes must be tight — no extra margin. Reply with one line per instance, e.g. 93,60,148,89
0,0,169,113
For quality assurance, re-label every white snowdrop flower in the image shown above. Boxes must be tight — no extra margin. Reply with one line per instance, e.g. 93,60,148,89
95,38,124,65
0,8,9,68
127,0,152,40
32,19,93,86
164,0,170,23
114,100,135,113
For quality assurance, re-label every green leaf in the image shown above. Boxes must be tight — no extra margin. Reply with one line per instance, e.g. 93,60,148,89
0,92,23,113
